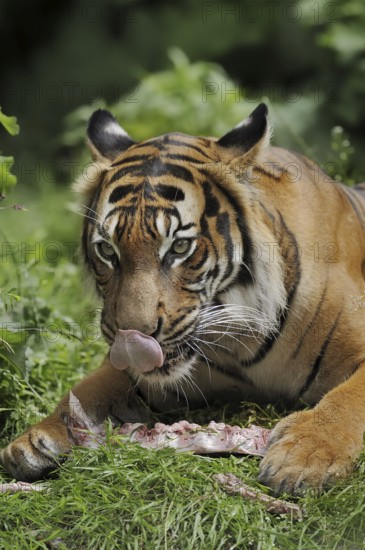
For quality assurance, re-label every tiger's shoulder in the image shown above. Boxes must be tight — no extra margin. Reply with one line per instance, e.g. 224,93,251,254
253,146,330,188
252,145,365,221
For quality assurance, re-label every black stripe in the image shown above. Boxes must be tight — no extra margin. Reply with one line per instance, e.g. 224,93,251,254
90,259,108,284
109,158,196,185
154,184,185,202
163,163,195,183
165,216,173,238
163,318,199,344
205,172,254,286
176,305,196,314
115,219,125,242
157,347,196,376
277,213,301,307
92,259,107,278
191,270,209,284
342,187,365,224
297,311,341,399
102,308,116,334
164,153,209,164
141,178,155,200
180,285,203,294
253,165,281,181
202,181,220,217
104,204,182,222
208,361,254,382
346,189,365,219
109,184,137,203
101,316,115,336
258,201,276,227
101,323,115,342
109,160,157,184
108,165,144,185
241,214,301,367
206,264,220,281
105,205,131,221
190,246,209,270
348,360,364,378
292,281,328,358
88,185,102,223
81,224,90,266
216,211,234,279
198,214,220,288
161,139,212,157
168,311,193,332
98,224,112,240
172,222,196,237
235,264,253,286
111,154,155,167
143,210,159,239
115,215,131,240
127,140,166,152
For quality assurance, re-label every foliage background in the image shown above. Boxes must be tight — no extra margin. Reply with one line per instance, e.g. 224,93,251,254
1,0,364,184
1,1,365,548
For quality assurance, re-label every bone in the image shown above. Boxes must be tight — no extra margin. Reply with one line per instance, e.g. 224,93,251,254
0,482,45,494
214,473,303,520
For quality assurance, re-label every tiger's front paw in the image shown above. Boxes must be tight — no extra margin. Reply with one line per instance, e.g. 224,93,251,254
0,420,71,481
258,409,362,495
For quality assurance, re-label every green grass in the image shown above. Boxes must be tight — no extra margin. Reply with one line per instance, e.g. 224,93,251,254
2,444,365,549
1,186,365,549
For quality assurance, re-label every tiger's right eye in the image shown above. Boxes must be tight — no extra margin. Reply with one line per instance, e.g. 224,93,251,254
171,238,191,255
96,241,116,260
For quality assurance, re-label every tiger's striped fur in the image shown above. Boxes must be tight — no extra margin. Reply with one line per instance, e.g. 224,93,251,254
3,104,365,494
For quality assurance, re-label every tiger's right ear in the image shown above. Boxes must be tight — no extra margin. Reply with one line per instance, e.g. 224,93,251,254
87,109,135,162
216,103,270,167
73,109,135,199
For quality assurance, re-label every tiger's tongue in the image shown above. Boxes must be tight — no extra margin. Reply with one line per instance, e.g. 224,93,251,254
110,329,164,373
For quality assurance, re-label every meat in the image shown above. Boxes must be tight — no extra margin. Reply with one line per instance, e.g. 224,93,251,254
67,392,270,456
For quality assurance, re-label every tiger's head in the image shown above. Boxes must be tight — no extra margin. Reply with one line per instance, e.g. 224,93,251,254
75,104,286,386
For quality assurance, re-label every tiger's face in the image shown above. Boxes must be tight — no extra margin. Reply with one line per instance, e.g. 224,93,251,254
77,105,275,386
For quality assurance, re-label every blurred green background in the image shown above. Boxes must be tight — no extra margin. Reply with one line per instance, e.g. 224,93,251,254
1,0,365,191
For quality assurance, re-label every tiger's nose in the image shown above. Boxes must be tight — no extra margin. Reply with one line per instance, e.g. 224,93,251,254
117,317,163,340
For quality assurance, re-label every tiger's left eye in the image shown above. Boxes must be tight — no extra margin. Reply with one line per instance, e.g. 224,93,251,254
97,241,116,259
171,238,191,255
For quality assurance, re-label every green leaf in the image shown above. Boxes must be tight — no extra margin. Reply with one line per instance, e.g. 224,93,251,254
0,107,20,136
0,327,27,346
0,154,17,191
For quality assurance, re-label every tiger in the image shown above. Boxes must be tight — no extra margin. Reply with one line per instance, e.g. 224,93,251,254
2,103,365,495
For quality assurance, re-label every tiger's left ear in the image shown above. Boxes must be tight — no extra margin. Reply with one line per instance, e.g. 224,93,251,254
73,109,135,200
217,103,271,165
87,109,135,163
